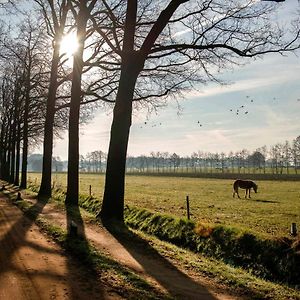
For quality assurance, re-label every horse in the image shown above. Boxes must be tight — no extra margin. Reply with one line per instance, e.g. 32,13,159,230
233,179,258,199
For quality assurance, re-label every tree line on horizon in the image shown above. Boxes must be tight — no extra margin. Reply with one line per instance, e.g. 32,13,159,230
25,135,300,175
125,136,300,175
1,0,300,224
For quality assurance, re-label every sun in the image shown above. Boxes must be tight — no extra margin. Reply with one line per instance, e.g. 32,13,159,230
59,32,79,58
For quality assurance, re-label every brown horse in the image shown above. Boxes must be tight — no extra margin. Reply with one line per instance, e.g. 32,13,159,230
233,179,258,199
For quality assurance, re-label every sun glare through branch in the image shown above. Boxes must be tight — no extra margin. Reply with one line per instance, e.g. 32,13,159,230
59,32,79,58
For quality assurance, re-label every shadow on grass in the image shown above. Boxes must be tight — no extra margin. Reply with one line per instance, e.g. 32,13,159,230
102,219,217,300
65,204,105,299
64,205,167,299
253,199,279,204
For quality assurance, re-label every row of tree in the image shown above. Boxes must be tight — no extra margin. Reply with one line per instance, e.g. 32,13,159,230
76,136,300,174
126,139,300,175
1,0,299,223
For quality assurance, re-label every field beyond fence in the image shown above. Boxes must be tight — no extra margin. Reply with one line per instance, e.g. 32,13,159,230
28,172,300,239
126,171,300,181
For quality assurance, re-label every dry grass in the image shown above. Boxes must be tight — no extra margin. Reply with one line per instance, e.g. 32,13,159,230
28,172,300,238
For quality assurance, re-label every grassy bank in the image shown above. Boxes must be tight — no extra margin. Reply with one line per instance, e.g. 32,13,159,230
124,206,300,286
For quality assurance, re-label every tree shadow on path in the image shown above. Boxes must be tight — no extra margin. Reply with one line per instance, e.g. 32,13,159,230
64,204,107,299
102,219,218,300
0,185,106,299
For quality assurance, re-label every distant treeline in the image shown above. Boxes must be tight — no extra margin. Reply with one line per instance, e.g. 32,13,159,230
25,136,300,176
64,136,300,176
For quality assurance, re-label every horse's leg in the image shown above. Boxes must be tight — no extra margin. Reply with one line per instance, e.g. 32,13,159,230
245,189,247,198
233,186,237,198
249,189,251,198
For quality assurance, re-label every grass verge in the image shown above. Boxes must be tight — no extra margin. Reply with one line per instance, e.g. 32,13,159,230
5,192,169,300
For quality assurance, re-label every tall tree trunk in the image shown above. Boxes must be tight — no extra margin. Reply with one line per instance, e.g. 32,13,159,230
65,5,88,207
98,0,140,223
14,122,21,186
20,116,28,188
0,122,6,179
10,101,19,183
0,148,4,180
9,123,16,183
3,124,10,181
7,122,12,182
99,62,141,222
20,77,30,189
39,47,60,198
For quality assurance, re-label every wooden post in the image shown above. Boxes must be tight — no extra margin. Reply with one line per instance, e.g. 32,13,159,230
186,195,190,220
89,185,92,196
291,223,297,236
16,192,22,200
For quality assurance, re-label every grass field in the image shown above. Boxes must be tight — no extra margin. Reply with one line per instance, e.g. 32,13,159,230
28,172,300,238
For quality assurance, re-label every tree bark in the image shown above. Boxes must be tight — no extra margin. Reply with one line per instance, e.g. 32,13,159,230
99,58,142,222
9,119,16,183
39,46,60,198
65,4,88,207
6,121,12,181
10,93,19,183
14,122,21,186
0,122,6,179
20,87,30,189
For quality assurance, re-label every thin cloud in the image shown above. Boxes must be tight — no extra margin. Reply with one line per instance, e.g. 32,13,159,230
186,73,296,99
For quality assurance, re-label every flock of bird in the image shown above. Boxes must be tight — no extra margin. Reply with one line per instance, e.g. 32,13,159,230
229,95,254,116
137,95,299,129
139,121,163,129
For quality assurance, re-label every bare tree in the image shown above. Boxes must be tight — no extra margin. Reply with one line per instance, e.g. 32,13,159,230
65,0,100,207
283,140,292,174
292,136,300,174
0,73,14,180
93,0,299,222
1,16,49,188
36,0,72,198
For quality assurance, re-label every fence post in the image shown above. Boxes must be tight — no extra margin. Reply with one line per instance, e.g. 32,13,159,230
291,223,297,236
186,195,190,220
89,185,92,196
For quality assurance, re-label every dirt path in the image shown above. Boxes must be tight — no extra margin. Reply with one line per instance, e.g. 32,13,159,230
1,188,238,300
0,193,118,300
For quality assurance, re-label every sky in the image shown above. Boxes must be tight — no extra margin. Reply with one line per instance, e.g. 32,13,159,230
35,1,300,160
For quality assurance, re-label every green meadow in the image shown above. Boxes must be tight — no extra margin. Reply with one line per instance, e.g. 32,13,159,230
28,172,300,238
